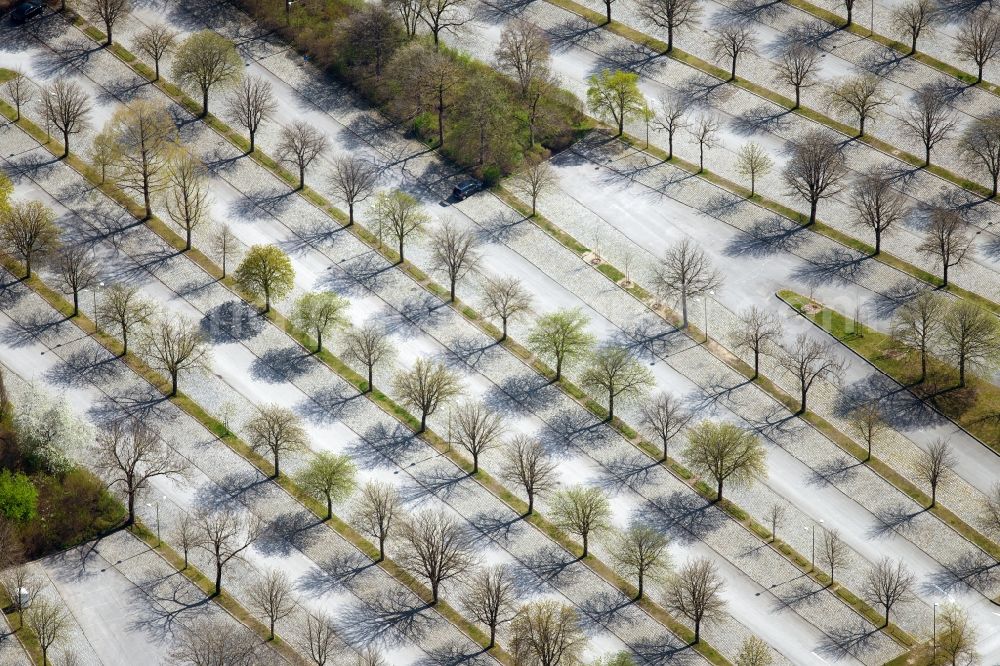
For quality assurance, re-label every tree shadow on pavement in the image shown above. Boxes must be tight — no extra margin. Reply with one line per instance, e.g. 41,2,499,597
815,620,885,661
295,385,363,425
724,217,808,258
790,247,872,288
576,589,634,631
191,469,270,513
467,508,520,545
546,17,603,53
199,300,265,343
402,462,469,503
594,451,660,494
925,551,999,595
646,490,721,543
439,334,504,372
295,550,375,595
325,251,394,297
594,43,663,76
866,503,922,539
335,589,434,648
349,422,424,471
254,510,323,557
631,634,701,665
537,408,610,455
512,544,581,588
249,345,313,383
481,371,553,415
44,345,123,389
130,572,213,639
730,105,795,137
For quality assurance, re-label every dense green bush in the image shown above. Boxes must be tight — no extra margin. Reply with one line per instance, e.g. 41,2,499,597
0,470,37,523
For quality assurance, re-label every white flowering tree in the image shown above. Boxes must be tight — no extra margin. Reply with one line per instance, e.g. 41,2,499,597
13,385,93,474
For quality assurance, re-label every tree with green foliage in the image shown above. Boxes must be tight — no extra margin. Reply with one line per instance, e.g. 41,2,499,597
247,405,309,479
371,190,429,264
296,452,356,520
527,308,595,382
735,142,772,197
292,291,349,353
13,384,93,475
683,420,766,501
612,523,670,599
234,245,295,313
551,485,610,558
171,31,243,117
736,635,773,666
0,471,37,523
587,69,645,136
581,345,654,420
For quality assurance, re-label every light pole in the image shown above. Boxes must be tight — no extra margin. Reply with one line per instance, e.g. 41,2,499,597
146,500,162,546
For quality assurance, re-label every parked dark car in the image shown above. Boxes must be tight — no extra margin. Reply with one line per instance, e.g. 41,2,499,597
9,1,43,24
452,179,481,201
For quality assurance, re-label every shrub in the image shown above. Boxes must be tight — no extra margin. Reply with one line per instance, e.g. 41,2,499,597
0,471,37,523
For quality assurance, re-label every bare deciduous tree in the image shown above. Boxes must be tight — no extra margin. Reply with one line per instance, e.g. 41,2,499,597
940,300,1000,388
938,602,979,665
197,510,263,595
353,481,400,561
636,0,702,52
135,22,177,81
330,156,380,226
393,358,462,432
655,96,688,159
419,0,468,48
915,439,955,507
461,564,517,648
767,503,786,542
512,160,556,217
776,42,820,108
828,74,892,137
399,509,475,604
171,513,201,569
42,78,91,158
277,121,328,190
1,566,41,629
863,558,914,628
170,618,259,666
891,291,944,382
664,557,725,643
849,169,908,255
96,418,187,526
683,420,765,501
0,200,60,279
551,485,610,557
712,24,756,81
4,67,33,121
903,85,956,166
917,207,972,287
85,0,130,46
451,401,504,473
640,392,692,462
302,611,338,666
613,523,670,599
385,0,423,38
733,305,780,378
581,345,654,420
819,528,849,585
480,275,532,341
735,142,772,197
55,244,99,316
371,190,428,264
166,152,210,251
955,9,1000,84
344,322,394,393
227,75,275,154
141,315,210,396
430,222,480,302
692,114,718,172
783,130,847,225
107,100,177,219
890,0,935,54
651,238,722,328
247,404,309,478
26,598,69,666
211,224,240,278
500,435,557,516
961,114,1000,197
495,19,551,97
849,402,887,462
99,283,154,355
248,569,294,640
778,334,845,414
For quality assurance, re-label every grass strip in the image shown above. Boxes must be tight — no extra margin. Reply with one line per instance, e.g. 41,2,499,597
777,291,1000,559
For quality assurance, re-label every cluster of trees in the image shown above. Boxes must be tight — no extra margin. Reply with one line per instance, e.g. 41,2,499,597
235,0,581,180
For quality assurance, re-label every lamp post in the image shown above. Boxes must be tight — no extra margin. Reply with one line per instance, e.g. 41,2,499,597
932,603,938,659
146,499,162,546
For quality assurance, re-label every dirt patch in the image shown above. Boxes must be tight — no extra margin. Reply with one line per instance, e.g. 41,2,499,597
801,303,822,315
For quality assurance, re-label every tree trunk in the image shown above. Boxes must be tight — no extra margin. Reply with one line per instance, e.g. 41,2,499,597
501,318,508,341
249,129,256,154
809,198,818,225
264,288,271,313
298,165,305,191
991,172,998,198
488,624,496,649
730,56,737,81
924,144,931,166
214,561,223,596
667,132,674,159
910,34,917,54
694,619,701,643
105,21,113,46
527,491,534,515
122,326,129,356
858,114,866,137
367,364,374,393
273,451,280,478
72,290,79,316
419,411,427,433
794,85,801,109
977,63,984,84
919,347,927,382
681,293,688,327
170,370,178,397
23,255,30,279
127,493,135,526
437,92,445,146
845,5,852,26
637,571,644,600
752,348,760,378
582,531,588,557
325,495,332,520
449,278,456,302
750,173,756,196
154,59,160,81
398,237,405,264
799,383,807,414
607,391,614,421
316,329,323,353
874,227,881,255
431,579,439,604
555,355,563,381
605,0,611,23
202,87,210,117
472,453,479,474
942,262,949,288
930,483,936,507
185,226,192,251
958,356,966,387
617,114,624,136
269,618,275,641
667,26,673,53
699,143,704,172
143,174,152,220
62,129,70,157
717,477,723,501
378,536,385,561
348,202,354,227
